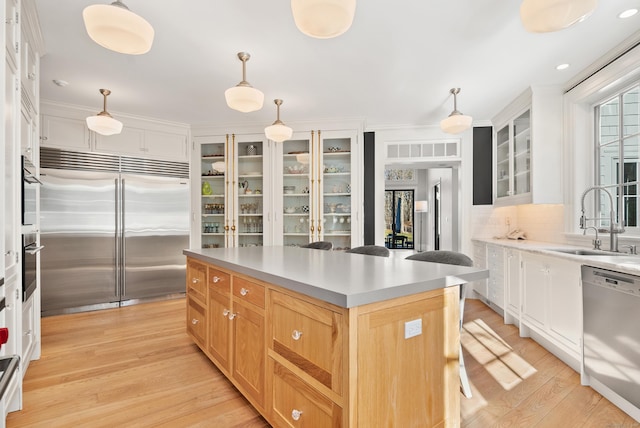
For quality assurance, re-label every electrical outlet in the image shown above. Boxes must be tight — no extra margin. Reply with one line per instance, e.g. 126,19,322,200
404,319,422,339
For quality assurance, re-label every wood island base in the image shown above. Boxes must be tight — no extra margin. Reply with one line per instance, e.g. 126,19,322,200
186,256,461,427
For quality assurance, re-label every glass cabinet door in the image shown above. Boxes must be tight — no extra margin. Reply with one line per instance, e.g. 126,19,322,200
235,136,267,248
319,131,353,251
200,138,227,249
513,109,531,196
496,125,510,198
281,137,312,247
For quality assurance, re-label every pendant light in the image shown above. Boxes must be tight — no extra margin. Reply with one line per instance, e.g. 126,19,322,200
265,99,293,142
225,52,264,113
82,1,154,55
520,0,597,33
440,88,473,135
86,89,123,136
291,0,357,39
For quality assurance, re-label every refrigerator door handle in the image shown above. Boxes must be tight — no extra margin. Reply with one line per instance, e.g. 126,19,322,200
115,178,121,300
121,178,126,298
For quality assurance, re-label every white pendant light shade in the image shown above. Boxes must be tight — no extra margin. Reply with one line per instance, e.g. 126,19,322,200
520,0,597,33
83,1,154,55
440,88,472,134
225,52,264,113
86,89,123,136
265,99,293,143
225,86,265,113
291,0,356,39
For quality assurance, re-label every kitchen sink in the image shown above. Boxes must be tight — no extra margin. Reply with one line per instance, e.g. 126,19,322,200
546,248,631,256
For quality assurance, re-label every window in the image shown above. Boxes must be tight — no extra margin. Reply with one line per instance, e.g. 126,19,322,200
595,84,640,228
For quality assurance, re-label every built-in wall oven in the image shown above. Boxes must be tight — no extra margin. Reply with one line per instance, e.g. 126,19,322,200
21,155,39,226
22,232,42,302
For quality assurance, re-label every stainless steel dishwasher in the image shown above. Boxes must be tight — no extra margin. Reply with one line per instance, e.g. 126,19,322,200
582,265,640,414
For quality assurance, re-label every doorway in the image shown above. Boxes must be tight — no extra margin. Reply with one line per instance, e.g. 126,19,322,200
384,190,415,249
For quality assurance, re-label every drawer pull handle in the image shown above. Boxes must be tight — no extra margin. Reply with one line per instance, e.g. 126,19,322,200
291,330,303,341
223,309,230,317
291,409,303,421
191,278,199,284
191,318,199,325
228,312,237,320
240,287,249,296
212,276,221,283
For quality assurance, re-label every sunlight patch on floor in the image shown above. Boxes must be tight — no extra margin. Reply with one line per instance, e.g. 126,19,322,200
461,318,537,391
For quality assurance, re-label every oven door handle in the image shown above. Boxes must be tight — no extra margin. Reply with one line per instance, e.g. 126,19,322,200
25,245,44,255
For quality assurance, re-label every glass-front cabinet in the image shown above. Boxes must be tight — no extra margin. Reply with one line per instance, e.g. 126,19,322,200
492,86,562,207
495,109,531,201
273,129,359,250
193,128,360,250
197,134,269,249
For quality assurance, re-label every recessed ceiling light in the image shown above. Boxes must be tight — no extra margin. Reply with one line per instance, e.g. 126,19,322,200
556,63,570,70
52,79,69,87
618,8,638,19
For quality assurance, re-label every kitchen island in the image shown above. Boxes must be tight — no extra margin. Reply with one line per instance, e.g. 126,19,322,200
183,246,488,427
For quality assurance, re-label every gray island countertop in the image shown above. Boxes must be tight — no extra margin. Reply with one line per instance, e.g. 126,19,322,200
184,246,489,308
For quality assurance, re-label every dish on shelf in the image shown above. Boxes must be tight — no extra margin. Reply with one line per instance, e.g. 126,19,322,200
284,207,296,214
283,185,296,194
285,165,307,174
323,165,345,173
244,171,261,176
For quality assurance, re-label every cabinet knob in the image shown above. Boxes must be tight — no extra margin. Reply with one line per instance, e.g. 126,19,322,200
240,287,249,296
224,225,229,231
291,329,303,341
191,278,199,284
291,409,303,421
228,312,237,320
231,225,236,231
212,276,221,283
223,309,230,317
191,318,199,325
28,72,36,80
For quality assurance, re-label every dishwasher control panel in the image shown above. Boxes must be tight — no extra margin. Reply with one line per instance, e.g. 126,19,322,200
583,266,640,296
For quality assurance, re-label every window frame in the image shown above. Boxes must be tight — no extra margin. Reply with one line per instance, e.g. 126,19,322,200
594,83,640,230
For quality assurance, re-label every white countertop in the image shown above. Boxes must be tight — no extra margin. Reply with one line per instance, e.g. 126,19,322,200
473,238,640,276
184,246,489,308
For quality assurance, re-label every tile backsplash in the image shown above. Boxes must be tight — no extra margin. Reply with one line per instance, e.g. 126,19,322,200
471,204,564,243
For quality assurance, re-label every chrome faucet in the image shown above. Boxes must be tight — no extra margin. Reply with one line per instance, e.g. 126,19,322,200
583,226,601,250
580,186,625,252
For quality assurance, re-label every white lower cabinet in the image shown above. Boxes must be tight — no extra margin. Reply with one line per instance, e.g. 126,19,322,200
504,248,521,325
520,252,581,361
474,242,582,369
472,242,488,299
486,244,505,311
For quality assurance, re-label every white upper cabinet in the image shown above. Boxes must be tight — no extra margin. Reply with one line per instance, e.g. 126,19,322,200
492,86,563,206
5,0,19,69
41,107,190,163
40,115,92,152
95,127,188,162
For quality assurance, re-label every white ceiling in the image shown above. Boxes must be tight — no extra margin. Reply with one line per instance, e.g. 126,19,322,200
34,0,640,130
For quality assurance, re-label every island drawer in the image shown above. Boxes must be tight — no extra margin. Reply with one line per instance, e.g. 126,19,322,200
208,267,231,294
186,259,207,303
270,290,343,395
187,296,206,348
233,277,265,309
271,361,342,428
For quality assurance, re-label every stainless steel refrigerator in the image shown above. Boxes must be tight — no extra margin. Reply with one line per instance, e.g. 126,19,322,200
39,148,190,316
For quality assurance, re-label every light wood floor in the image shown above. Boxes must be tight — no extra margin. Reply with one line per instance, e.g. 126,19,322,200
7,298,639,427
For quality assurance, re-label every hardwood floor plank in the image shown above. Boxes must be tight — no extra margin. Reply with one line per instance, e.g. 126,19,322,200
6,297,638,427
